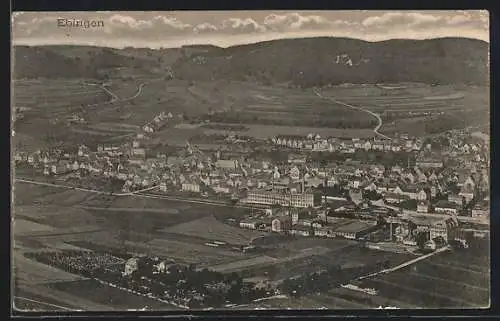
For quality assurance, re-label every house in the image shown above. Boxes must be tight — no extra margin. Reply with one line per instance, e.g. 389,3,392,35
123,257,140,276
416,189,428,201
471,200,489,218
434,201,460,215
459,175,476,190
401,186,419,200
315,227,332,237
384,192,410,204
290,225,312,237
77,145,90,157
416,157,443,168
393,186,404,195
349,189,363,205
182,182,200,193
407,215,459,241
51,164,70,175
216,159,238,169
417,201,430,213
330,220,378,240
404,172,415,184
391,165,402,174
428,172,438,182
448,193,465,206
459,189,475,204
272,216,292,233
289,166,301,181
239,219,259,230
363,182,378,192
416,172,428,183
154,260,175,274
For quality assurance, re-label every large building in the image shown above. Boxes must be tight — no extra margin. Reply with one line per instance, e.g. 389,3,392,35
403,215,460,242
242,189,314,208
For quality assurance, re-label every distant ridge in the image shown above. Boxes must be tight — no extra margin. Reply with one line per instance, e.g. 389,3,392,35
13,37,488,86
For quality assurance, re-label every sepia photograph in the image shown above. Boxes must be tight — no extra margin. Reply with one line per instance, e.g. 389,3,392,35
11,10,490,312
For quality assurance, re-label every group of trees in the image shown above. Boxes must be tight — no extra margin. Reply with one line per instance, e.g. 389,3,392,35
27,250,272,309
279,260,391,298
124,260,270,308
31,251,270,308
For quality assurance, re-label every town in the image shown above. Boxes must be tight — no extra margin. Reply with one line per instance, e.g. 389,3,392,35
15,106,489,250
12,10,490,311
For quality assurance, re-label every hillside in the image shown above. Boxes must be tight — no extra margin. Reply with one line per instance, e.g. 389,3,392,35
13,37,489,86
13,45,162,79
172,37,489,86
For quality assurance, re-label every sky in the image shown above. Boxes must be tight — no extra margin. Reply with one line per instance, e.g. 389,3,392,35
12,10,489,48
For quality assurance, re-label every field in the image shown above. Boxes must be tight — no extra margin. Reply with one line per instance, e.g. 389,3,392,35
145,82,488,144
13,78,488,152
319,83,489,136
12,78,219,150
161,215,269,245
12,184,263,309
12,181,491,310
351,248,490,309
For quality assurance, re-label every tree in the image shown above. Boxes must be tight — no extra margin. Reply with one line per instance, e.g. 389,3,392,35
416,232,428,249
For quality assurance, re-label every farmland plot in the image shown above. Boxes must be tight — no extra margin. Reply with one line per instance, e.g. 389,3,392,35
162,215,269,245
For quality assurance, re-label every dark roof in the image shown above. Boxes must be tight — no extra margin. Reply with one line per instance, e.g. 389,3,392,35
435,200,460,208
333,221,377,233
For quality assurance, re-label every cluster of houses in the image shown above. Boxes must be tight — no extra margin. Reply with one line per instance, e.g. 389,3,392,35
271,132,488,160
142,111,173,133
237,202,463,246
238,207,379,240
14,120,489,225
272,134,423,153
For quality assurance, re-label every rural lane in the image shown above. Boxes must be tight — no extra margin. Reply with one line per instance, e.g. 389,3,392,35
313,88,391,140
122,83,145,101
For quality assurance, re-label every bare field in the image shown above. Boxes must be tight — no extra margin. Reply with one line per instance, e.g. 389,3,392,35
147,238,245,265
161,215,268,245
13,219,56,236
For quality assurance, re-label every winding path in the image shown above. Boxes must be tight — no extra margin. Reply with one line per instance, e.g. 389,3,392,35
85,82,145,108
122,83,145,102
313,88,391,140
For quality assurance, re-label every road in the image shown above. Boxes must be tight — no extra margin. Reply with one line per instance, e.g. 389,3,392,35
313,88,391,140
13,296,77,311
357,245,450,281
85,82,145,108
14,178,260,210
122,83,145,102
100,84,119,103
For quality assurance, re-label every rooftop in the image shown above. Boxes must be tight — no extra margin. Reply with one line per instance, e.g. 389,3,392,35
333,220,377,233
